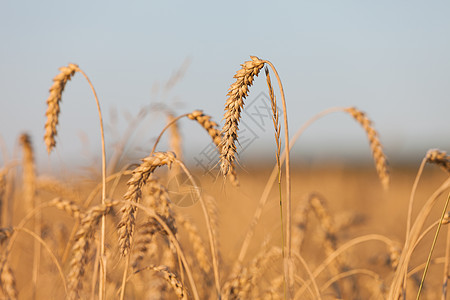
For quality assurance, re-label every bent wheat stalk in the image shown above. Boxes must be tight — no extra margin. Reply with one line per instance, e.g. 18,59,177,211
44,64,107,300
220,56,292,296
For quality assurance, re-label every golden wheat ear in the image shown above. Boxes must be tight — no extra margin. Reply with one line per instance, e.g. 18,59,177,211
118,152,177,256
219,56,265,177
44,64,79,153
187,110,239,186
345,107,390,189
426,149,450,173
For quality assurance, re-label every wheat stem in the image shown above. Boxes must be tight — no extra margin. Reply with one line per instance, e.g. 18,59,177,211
75,68,107,300
234,107,345,274
176,160,221,297
417,193,450,299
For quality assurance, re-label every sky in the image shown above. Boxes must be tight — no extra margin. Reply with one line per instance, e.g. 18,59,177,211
1,1,450,173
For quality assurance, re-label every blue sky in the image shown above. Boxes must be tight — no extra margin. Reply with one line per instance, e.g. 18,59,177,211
1,1,450,171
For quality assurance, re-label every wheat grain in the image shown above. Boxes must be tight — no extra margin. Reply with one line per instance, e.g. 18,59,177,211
118,152,176,256
345,107,389,189
220,56,265,176
44,63,79,153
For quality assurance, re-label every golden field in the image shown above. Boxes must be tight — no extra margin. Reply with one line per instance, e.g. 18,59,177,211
2,163,450,299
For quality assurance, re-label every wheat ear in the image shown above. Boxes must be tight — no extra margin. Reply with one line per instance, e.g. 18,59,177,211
67,200,118,300
0,262,17,300
118,152,176,256
345,107,389,189
19,133,42,299
131,179,177,269
49,198,83,219
44,63,78,153
19,134,36,209
176,214,211,275
187,110,239,186
220,56,265,176
131,265,188,300
426,149,450,173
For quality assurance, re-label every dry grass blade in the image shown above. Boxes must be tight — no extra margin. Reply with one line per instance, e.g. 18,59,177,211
345,107,389,189
44,63,79,153
220,56,265,176
118,152,176,256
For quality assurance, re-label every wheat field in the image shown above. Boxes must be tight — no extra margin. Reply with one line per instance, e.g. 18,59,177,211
1,57,449,299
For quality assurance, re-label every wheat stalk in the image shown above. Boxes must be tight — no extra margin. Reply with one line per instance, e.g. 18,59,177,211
44,63,79,153
44,64,108,299
345,107,389,189
219,56,265,176
167,112,183,175
220,56,293,295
